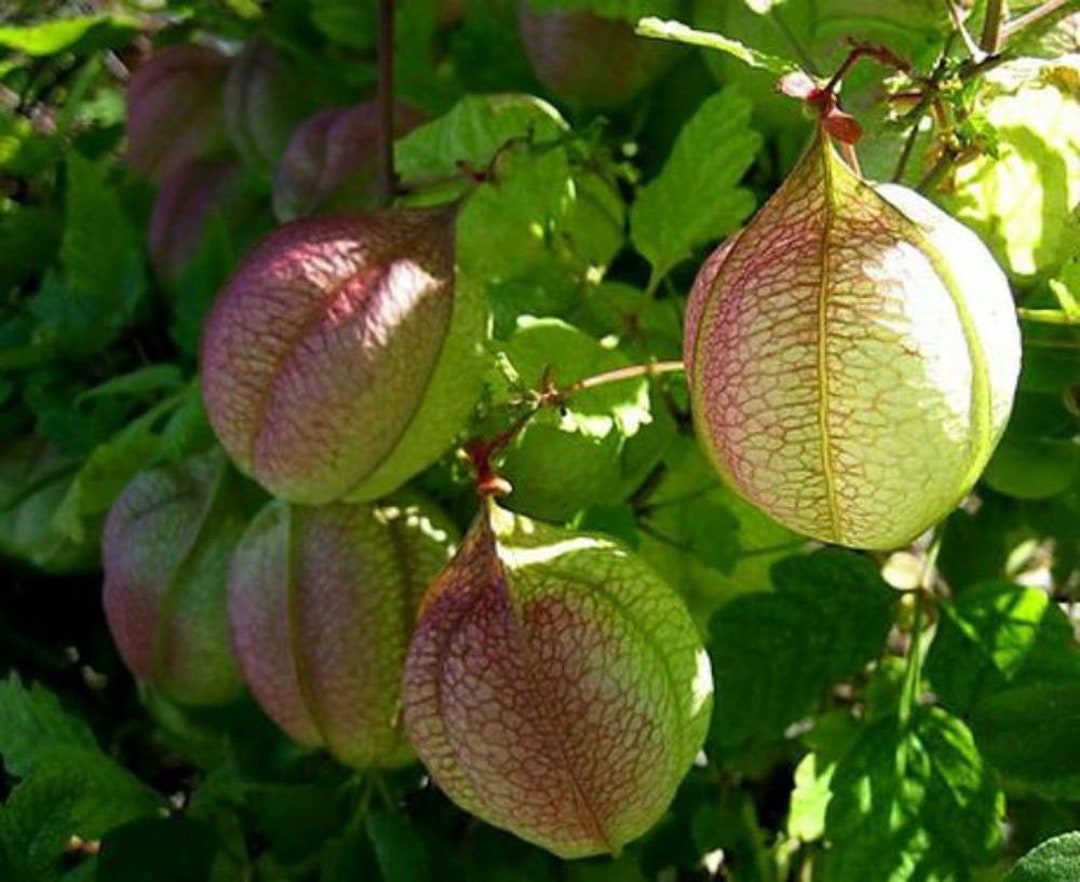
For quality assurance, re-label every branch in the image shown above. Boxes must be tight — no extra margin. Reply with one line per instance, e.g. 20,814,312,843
979,0,1005,54
1001,0,1075,43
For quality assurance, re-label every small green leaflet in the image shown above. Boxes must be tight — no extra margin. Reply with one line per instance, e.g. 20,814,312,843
494,318,669,522
635,17,798,75
396,93,567,185
0,15,138,56
0,749,159,881
365,810,432,882
630,88,762,279
74,365,185,406
787,711,862,844
1006,833,1080,882
0,673,97,778
50,384,197,546
32,153,143,357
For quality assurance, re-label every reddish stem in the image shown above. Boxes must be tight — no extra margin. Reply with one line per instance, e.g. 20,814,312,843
463,360,686,498
375,0,395,207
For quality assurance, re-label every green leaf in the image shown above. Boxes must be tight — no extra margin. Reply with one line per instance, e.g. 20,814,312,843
926,581,1080,714
630,87,762,277
1006,833,1080,882
0,437,91,573
309,0,376,49
250,783,349,865
33,153,143,356
62,154,139,304
941,56,1080,281
787,711,862,843
707,548,893,751
320,824,379,882
495,318,669,521
50,391,188,545
971,682,1080,799
636,437,802,630
822,708,1004,879
0,674,97,778
0,15,138,56
0,203,60,294
769,550,896,683
28,271,116,358
365,810,431,882
527,0,682,21
75,365,185,405
0,748,159,881
95,818,218,882
457,145,624,299
635,17,798,75
396,94,567,185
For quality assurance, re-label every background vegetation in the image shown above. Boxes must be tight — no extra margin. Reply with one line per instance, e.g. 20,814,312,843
0,0,1077,880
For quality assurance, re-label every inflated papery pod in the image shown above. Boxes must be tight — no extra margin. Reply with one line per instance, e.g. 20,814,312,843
685,132,1021,550
126,43,232,182
228,497,457,770
404,501,713,858
519,2,683,111
103,449,262,706
201,206,486,504
272,101,426,222
223,39,313,171
148,157,244,283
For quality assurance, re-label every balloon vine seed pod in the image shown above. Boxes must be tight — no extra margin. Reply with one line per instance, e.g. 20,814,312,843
404,500,713,858
685,128,1021,550
228,497,457,770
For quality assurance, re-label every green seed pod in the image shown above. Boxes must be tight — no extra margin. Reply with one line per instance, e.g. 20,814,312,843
102,450,259,705
404,501,712,858
228,497,457,769
685,134,1021,550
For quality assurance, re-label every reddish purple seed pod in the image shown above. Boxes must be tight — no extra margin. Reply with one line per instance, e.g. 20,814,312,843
200,206,486,504
272,101,426,222
404,502,713,858
148,157,243,282
519,5,682,111
126,43,231,182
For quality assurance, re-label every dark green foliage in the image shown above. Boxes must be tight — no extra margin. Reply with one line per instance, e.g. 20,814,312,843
0,1,1076,880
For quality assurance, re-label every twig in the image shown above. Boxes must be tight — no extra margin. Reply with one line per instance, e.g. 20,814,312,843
943,0,987,60
462,360,686,497
979,0,1005,54
375,0,395,208
898,534,940,726
561,360,685,396
1001,0,1075,43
